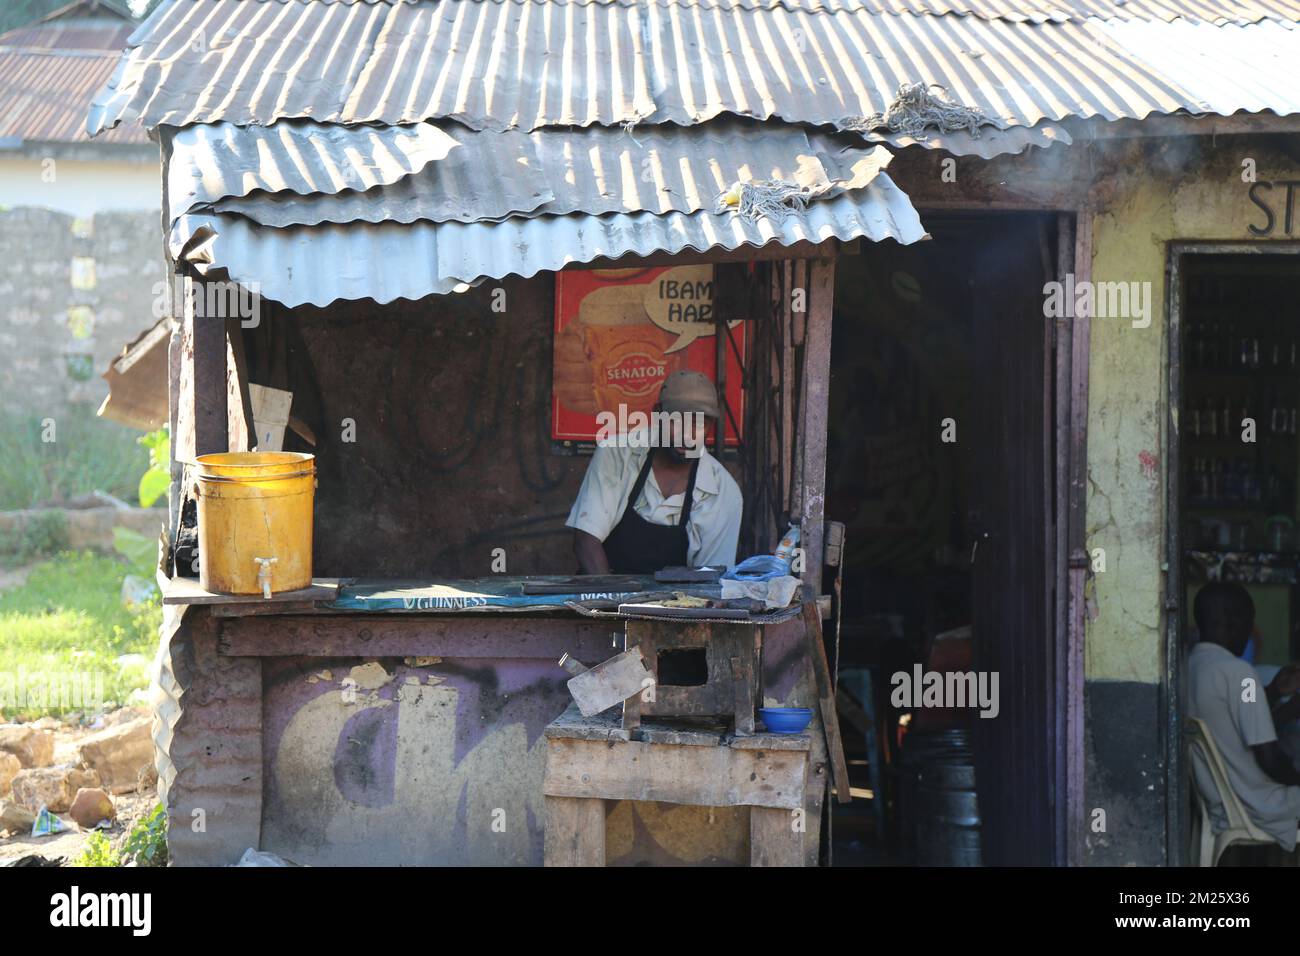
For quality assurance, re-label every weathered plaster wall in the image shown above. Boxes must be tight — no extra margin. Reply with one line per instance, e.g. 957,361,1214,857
1082,135,1299,864
1085,135,1299,682
0,154,159,218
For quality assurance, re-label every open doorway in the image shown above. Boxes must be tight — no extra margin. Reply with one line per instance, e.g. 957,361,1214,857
826,213,1066,866
1170,246,1300,865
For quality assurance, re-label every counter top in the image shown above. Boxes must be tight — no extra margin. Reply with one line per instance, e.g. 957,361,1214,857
164,573,713,613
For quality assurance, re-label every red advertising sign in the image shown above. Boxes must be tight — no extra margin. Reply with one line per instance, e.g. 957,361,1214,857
552,266,744,445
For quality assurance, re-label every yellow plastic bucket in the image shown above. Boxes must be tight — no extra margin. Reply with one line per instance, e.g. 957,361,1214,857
193,452,315,596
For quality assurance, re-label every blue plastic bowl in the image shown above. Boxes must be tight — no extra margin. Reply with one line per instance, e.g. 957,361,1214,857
759,707,813,734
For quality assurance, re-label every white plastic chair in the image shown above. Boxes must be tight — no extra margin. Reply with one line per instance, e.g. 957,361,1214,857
1186,717,1300,866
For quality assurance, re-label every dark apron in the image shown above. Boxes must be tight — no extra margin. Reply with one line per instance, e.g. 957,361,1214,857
603,450,699,574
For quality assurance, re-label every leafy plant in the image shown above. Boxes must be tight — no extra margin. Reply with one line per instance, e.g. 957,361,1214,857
75,831,120,867
137,427,170,508
121,803,168,867
0,408,145,510
113,526,157,577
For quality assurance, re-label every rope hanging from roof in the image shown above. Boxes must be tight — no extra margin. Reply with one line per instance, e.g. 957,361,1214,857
715,180,824,222
844,82,990,138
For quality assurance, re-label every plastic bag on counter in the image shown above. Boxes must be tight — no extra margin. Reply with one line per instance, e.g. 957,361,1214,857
722,574,801,609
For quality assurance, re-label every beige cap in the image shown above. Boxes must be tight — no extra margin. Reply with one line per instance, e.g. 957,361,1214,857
658,370,721,419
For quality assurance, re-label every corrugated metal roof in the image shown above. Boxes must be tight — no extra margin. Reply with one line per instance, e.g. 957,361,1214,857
199,119,890,226
143,0,1300,25
89,0,1299,139
1093,18,1300,117
167,120,458,216
211,126,549,225
0,20,135,50
0,6,145,146
170,170,925,306
639,3,1200,128
810,0,1300,21
0,47,146,144
864,119,1072,156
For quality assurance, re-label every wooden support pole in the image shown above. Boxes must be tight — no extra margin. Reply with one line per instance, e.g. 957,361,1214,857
750,806,804,867
799,258,835,597
802,601,852,805
176,276,229,462
543,797,606,867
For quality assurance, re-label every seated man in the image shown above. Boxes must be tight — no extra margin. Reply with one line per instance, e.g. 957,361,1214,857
567,370,742,575
1187,582,1300,852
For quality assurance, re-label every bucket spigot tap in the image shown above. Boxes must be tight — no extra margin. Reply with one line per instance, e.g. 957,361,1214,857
254,557,278,599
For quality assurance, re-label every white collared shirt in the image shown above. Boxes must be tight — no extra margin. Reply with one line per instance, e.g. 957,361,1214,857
565,436,743,569
1187,641,1300,850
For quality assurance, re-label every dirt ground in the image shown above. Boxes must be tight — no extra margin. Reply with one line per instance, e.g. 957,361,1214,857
0,709,158,866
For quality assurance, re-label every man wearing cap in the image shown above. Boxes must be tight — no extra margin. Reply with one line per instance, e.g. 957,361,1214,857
567,370,743,574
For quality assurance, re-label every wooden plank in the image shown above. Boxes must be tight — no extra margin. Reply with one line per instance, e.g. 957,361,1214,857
638,724,724,747
618,603,750,620
189,278,229,459
220,614,614,659
621,683,642,737
210,600,326,618
544,796,606,867
799,257,836,598
167,313,183,551
543,737,807,810
728,732,810,752
731,655,755,736
545,704,727,745
225,317,252,453
163,575,339,605
835,685,873,737
569,238,857,273
801,601,851,805
750,806,804,867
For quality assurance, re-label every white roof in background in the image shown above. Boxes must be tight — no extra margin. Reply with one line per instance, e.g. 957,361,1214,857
1093,18,1300,117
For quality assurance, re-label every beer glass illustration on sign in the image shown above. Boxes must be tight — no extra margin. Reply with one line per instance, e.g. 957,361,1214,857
551,265,744,444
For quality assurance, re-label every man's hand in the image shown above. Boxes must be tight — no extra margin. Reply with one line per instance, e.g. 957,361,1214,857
1266,663,1300,708
1269,664,1300,698
1274,693,1300,724
573,530,611,575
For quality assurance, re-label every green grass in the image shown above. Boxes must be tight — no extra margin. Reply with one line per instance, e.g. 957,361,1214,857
0,551,159,721
0,408,148,511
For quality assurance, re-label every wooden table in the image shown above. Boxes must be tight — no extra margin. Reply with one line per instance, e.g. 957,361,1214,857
542,704,811,867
